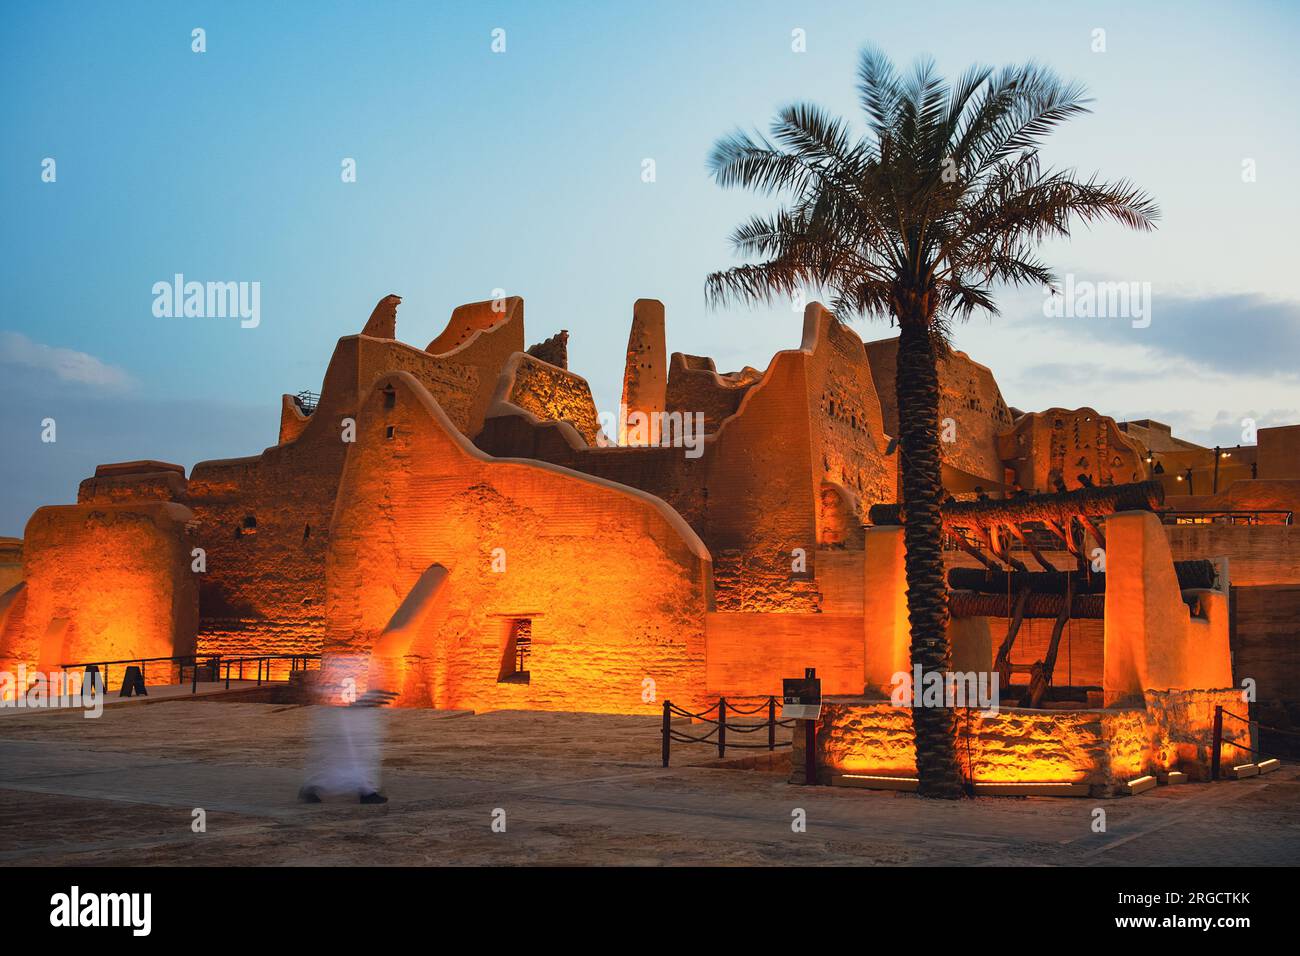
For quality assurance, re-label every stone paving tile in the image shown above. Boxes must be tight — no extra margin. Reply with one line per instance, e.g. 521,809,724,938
1,702,1296,866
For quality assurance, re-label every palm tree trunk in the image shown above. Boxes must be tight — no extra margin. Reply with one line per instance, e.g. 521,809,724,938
894,318,965,798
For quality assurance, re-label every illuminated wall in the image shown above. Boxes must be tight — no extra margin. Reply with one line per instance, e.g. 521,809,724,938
477,304,891,612
665,353,760,433
812,687,1247,789
865,337,1014,487
0,502,198,691
182,298,524,657
491,352,603,446
1104,510,1232,705
997,407,1147,493
324,371,712,715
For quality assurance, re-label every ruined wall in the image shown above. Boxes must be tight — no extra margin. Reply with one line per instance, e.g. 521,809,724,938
278,395,312,445
807,316,893,530
0,503,198,687
493,352,603,446
180,297,524,658
664,353,760,433
865,337,1013,486
77,461,188,505
185,340,357,659
620,298,667,444
478,304,897,611
420,298,527,439
325,371,712,715
479,306,871,612
997,407,1147,493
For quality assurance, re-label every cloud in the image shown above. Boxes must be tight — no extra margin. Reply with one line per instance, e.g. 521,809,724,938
1048,293,1300,379
0,332,135,390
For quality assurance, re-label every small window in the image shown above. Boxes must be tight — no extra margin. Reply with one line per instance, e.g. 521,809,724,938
385,425,396,440
383,385,396,409
236,515,257,538
498,619,532,684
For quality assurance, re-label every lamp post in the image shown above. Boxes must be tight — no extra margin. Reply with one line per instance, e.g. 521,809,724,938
1212,446,1231,495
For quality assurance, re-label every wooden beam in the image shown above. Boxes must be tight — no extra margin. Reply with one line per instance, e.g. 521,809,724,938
1026,577,1072,708
994,587,1031,689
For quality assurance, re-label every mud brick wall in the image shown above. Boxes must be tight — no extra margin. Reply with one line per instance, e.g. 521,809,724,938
704,611,863,698
866,337,1014,487
665,354,759,433
325,371,711,715
805,693,1243,790
503,354,602,446
0,503,198,683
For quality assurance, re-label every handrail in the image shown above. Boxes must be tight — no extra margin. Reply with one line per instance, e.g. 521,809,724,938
222,654,322,689
56,652,322,696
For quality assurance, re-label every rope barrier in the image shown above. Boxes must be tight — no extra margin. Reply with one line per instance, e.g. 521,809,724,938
725,700,772,715
661,696,791,766
1218,706,1300,737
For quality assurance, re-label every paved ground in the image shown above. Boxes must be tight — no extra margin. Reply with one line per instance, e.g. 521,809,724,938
0,700,1296,866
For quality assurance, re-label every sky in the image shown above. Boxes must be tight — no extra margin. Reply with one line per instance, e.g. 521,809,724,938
2,0,1298,535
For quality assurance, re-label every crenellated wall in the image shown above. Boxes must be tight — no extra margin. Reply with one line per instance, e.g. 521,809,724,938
997,407,1147,493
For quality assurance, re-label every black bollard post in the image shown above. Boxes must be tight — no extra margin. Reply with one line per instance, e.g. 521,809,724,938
661,700,671,768
718,698,727,758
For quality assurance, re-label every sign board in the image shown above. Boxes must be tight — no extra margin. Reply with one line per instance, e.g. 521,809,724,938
781,669,821,720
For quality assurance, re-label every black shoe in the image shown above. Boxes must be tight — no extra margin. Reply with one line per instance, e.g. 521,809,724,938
298,786,322,803
359,791,388,804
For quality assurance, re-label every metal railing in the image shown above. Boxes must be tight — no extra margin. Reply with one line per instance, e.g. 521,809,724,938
294,390,320,414
219,653,322,689
1161,509,1293,526
661,696,798,766
57,652,322,696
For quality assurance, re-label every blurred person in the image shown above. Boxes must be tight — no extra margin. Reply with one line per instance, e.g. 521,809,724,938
299,656,397,804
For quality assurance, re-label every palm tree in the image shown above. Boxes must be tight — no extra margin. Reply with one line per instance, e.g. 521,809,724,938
705,47,1158,798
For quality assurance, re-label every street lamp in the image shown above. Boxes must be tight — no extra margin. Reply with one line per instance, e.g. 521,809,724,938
1213,446,1232,495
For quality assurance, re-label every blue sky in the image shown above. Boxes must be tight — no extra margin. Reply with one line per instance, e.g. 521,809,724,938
2,0,1298,535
